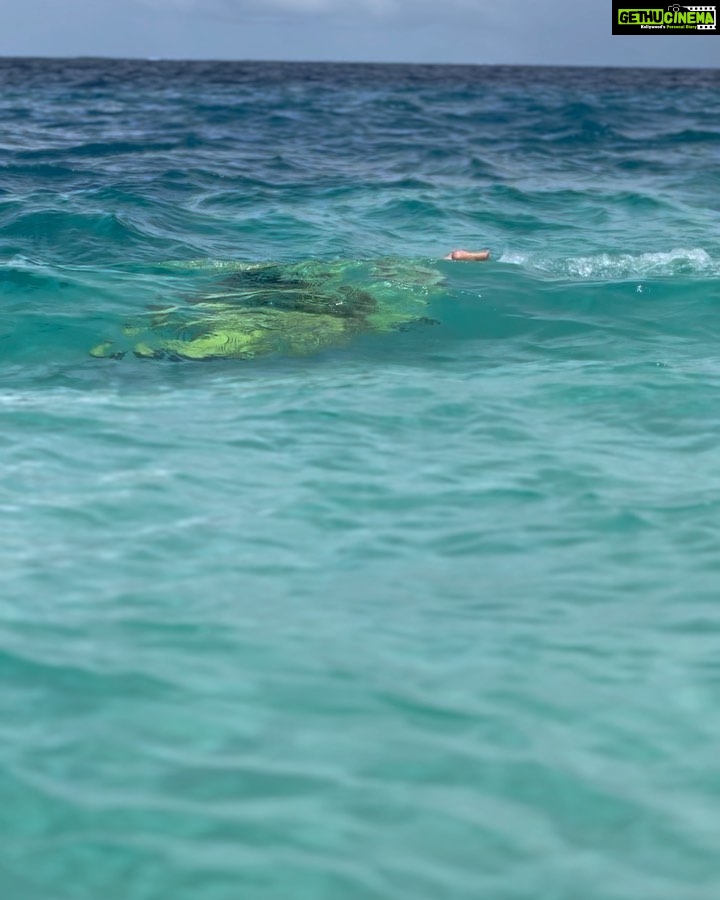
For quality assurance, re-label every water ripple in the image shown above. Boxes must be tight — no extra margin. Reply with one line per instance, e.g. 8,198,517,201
1,59,720,900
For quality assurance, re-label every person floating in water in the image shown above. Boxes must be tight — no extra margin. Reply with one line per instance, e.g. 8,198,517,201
90,249,491,361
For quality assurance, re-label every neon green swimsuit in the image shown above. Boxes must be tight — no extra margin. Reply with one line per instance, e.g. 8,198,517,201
90,258,446,361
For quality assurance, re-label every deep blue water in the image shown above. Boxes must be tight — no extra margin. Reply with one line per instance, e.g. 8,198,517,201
1,58,720,899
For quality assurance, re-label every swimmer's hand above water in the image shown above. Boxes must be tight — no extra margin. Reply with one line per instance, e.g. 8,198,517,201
444,249,491,261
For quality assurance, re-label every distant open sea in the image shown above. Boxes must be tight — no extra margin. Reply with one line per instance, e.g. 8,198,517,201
1,58,720,899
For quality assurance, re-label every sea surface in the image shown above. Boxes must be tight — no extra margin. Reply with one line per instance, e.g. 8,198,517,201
1,58,720,899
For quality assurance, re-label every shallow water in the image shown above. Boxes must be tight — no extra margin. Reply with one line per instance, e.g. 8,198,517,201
1,59,720,899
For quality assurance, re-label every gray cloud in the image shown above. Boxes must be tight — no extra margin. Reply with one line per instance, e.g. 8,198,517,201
127,0,494,23
129,0,398,18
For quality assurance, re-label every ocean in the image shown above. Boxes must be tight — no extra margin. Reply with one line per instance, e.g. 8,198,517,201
1,58,719,899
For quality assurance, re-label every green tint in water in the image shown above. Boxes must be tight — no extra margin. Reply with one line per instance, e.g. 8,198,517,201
89,258,445,360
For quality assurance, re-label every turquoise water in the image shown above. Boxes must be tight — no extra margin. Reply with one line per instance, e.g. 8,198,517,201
2,59,720,899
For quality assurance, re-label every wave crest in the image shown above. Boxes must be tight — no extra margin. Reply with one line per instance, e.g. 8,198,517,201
499,248,718,279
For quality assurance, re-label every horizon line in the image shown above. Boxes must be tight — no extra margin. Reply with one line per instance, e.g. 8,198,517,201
0,54,718,70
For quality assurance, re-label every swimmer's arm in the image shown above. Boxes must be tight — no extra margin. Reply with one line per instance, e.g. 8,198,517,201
444,249,491,261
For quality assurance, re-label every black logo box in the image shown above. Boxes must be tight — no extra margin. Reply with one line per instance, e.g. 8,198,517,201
612,2,719,34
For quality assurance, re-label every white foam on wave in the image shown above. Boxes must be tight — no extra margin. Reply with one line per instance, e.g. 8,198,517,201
499,248,718,279
1,254,37,270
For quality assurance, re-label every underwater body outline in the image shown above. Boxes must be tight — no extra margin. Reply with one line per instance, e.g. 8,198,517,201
89,256,476,362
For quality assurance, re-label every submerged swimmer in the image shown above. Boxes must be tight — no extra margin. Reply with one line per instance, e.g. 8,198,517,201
90,249,490,361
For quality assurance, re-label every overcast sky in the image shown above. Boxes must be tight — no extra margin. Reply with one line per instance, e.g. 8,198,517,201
3,0,719,67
